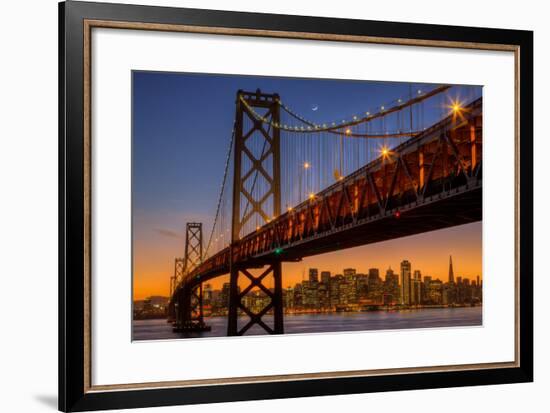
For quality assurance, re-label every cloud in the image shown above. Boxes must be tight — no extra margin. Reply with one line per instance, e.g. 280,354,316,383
154,228,182,239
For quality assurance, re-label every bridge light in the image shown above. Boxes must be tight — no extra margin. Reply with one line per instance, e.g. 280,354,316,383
274,247,284,255
287,206,293,212
394,211,401,218
451,101,462,113
256,225,260,231
345,128,351,135
309,192,315,200
381,146,390,157
303,161,310,169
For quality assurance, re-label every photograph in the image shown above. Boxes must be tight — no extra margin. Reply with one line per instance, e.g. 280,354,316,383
131,72,483,340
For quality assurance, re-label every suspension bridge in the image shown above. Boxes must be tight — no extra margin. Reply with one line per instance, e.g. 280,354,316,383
167,85,482,336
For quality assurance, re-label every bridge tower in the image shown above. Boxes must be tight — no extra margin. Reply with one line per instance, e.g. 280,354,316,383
174,223,210,332
167,257,185,322
184,222,203,271
228,89,284,336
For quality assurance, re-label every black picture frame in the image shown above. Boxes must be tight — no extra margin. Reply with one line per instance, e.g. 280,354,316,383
59,1,533,411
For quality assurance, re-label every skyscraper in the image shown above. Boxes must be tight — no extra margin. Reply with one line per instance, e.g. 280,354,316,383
384,267,399,303
309,268,319,283
330,274,343,306
412,270,422,305
343,268,357,303
284,286,294,309
400,260,412,305
448,255,455,284
293,283,303,308
368,268,380,286
203,283,213,306
385,267,394,282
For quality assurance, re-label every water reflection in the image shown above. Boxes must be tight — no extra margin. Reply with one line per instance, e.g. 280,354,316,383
133,307,482,341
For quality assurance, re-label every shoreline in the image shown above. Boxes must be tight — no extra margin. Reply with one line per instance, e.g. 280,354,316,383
134,304,482,322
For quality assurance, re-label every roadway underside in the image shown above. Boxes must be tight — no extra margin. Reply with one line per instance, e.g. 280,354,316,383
184,184,481,288
247,184,482,265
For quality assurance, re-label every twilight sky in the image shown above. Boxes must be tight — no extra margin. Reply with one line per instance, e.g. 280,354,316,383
132,71,482,300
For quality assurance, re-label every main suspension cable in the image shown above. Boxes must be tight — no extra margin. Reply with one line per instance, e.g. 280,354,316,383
241,84,450,136
204,124,235,259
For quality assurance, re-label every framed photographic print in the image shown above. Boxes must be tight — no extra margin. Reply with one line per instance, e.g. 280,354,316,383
59,1,533,411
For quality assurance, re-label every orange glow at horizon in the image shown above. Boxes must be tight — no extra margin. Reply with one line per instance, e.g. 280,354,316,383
133,221,482,301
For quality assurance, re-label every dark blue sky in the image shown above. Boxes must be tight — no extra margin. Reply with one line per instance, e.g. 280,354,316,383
132,71,481,220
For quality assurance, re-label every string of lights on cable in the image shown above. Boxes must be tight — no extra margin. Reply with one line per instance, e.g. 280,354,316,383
240,84,450,136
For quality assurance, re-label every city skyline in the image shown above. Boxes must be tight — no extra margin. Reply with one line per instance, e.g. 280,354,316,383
134,252,482,325
135,252,482,302
134,221,481,299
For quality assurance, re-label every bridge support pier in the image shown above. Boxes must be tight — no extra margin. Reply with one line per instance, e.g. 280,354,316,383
167,258,185,323
227,261,284,336
173,283,211,333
